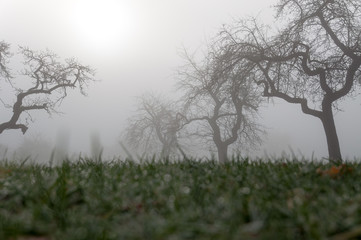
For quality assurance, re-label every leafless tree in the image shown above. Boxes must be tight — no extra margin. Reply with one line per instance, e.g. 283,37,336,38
177,48,264,163
0,42,95,134
218,0,361,162
123,93,187,158
0,41,12,82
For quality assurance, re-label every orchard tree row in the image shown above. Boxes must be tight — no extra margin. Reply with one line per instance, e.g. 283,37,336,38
1,0,360,163
123,0,361,163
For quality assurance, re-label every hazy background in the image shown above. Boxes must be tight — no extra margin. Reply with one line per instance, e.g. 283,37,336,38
1,0,361,161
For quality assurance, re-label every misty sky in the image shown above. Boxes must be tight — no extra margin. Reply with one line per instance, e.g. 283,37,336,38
1,0,361,160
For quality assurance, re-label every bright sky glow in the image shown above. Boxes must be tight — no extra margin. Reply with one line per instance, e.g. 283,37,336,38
71,0,138,54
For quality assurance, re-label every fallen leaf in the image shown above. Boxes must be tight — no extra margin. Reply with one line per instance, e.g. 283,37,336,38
0,167,11,178
317,164,353,178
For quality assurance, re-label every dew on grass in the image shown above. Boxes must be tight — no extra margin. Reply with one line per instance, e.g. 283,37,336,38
167,195,175,209
181,186,190,195
217,196,225,205
239,187,251,195
163,174,172,182
241,220,263,233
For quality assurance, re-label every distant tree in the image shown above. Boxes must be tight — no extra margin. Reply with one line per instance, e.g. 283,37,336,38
90,131,103,161
218,0,361,162
177,48,264,163
16,135,53,163
123,93,186,158
0,41,95,134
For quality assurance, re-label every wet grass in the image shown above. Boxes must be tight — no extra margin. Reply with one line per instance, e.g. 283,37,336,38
0,157,360,239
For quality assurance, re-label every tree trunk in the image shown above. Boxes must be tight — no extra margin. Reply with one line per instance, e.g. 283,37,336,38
176,143,188,159
320,104,342,163
216,144,228,163
160,145,170,159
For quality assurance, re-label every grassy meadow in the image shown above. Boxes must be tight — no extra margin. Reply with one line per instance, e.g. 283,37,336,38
0,157,360,240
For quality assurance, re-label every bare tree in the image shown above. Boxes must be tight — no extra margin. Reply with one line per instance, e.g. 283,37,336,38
177,49,264,163
0,42,95,134
0,41,12,82
218,0,361,162
123,93,186,158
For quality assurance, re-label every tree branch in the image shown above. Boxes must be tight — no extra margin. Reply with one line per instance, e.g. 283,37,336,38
317,11,356,59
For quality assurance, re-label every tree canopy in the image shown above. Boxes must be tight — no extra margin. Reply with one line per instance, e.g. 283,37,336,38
0,42,95,134
216,0,361,162
177,48,264,162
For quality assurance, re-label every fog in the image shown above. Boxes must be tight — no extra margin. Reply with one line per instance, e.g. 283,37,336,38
1,0,361,161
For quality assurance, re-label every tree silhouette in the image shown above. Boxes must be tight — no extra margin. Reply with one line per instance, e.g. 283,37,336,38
0,41,95,134
177,49,263,163
123,93,186,158
218,0,361,162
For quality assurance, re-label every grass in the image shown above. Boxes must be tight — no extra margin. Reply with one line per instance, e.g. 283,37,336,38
0,157,360,240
